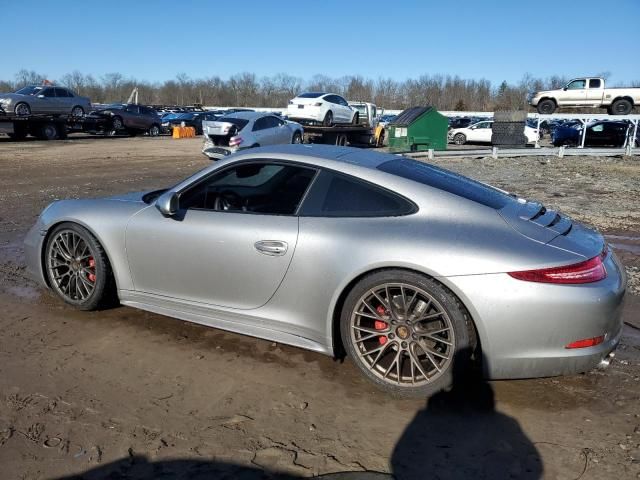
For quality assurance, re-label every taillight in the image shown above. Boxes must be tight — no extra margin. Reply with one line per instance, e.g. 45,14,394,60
229,136,243,147
313,102,323,107
508,253,606,284
565,335,605,349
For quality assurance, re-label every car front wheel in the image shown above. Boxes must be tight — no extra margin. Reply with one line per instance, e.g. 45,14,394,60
292,131,302,144
341,270,474,397
45,223,115,310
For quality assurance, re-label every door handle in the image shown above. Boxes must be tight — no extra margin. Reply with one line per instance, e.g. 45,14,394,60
254,240,288,256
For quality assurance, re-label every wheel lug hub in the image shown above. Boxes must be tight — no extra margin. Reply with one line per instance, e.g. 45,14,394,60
401,341,408,349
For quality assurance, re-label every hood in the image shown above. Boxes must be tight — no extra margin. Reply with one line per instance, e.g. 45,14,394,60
0,93,21,101
103,191,149,202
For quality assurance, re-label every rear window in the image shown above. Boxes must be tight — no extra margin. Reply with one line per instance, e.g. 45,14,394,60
377,158,515,209
298,92,324,98
219,117,249,130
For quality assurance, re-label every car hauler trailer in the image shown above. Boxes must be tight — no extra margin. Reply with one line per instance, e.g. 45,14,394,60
0,107,115,141
300,102,387,147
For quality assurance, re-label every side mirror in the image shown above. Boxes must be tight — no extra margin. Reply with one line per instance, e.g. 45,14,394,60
155,191,179,216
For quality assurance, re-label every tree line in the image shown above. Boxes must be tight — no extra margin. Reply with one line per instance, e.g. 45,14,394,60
2,69,637,111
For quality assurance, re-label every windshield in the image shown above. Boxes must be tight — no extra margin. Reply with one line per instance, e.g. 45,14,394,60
15,86,43,96
352,105,367,114
297,92,324,98
378,158,515,209
219,117,250,130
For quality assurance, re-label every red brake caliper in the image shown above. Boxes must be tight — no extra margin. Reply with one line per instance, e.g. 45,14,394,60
375,305,388,345
87,257,96,282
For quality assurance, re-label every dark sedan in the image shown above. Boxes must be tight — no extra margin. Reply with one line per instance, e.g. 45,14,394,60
551,121,632,147
161,111,223,135
89,104,162,136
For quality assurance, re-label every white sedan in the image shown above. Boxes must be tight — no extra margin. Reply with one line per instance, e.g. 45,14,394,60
286,92,357,126
448,121,539,145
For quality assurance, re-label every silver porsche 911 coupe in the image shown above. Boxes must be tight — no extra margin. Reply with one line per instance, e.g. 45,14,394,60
24,145,626,396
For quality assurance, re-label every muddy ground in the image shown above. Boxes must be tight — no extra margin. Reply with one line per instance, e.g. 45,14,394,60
0,135,639,480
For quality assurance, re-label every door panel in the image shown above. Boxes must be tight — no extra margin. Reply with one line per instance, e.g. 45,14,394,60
126,207,299,309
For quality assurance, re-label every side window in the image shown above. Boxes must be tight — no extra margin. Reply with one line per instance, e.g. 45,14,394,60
300,170,415,217
588,79,601,89
54,88,69,97
179,162,317,215
41,88,55,97
567,80,586,90
125,105,139,114
253,117,268,131
336,96,348,106
324,95,337,104
591,124,604,132
264,116,281,129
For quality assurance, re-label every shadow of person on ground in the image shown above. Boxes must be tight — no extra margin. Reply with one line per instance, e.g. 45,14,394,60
51,350,540,480
390,347,543,479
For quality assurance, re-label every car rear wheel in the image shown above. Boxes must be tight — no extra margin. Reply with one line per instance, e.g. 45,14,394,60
536,99,556,115
292,131,302,144
71,106,85,117
453,133,466,145
45,223,115,311
341,270,473,397
14,102,31,116
323,111,334,127
611,98,632,115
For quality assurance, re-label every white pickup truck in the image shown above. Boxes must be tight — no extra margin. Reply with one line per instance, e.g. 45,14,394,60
528,77,640,115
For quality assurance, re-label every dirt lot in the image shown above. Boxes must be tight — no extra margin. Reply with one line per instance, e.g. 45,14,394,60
0,136,639,480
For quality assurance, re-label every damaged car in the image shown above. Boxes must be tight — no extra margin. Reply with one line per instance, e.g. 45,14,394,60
202,111,303,160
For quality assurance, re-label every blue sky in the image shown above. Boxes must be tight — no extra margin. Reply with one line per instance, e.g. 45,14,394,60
3,0,639,85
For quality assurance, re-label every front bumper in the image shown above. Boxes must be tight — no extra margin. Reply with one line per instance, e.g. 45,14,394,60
446,250,627,379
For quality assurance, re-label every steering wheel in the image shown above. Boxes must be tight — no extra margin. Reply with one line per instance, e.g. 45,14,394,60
214,190,244,211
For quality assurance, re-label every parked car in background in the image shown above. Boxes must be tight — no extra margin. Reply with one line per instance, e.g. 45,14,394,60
528,77,640,115
161,111,224,135
0,85,92,116
287,92,358,126
89,104,162,136
378,114,397,128
448,120,539,145
448,117,474,130
202,111,304,160
551,120,633,147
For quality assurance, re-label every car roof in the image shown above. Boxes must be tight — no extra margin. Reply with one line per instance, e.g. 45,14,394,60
220,111,275,120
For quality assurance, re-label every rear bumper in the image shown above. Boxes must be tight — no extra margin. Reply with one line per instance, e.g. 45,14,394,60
446,250,627,379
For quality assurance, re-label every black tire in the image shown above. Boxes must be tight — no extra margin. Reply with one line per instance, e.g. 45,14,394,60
610,98,632,115
536,99,556,115
291,131,303,144
148,124,160,137
453,133,466,145
340,270,474,398
111,115,124,131
38,123,58,140
352,112,359,125
71,106,85,117
44,223,116,311
14,102,31,116
323,111,334,127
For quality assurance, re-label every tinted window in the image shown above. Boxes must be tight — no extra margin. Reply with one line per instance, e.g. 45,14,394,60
301,171,415,217
253,117,268,131
54,88,70,97
15,86,43,96
377,158,515,210
588,79,601,89
335,96,348,106
125,105,140,113
180,163,317,215
298,92,324,98
41,88,55,98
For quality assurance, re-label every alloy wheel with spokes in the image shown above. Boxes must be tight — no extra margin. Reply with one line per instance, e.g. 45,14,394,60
342,271,473,397
44,223,114,310
47,229,96,302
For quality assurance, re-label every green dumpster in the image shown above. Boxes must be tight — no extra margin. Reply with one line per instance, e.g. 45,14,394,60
388,106,448,151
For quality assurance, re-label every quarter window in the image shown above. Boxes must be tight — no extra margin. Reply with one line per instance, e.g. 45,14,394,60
588,79,601,89
300,171,415,217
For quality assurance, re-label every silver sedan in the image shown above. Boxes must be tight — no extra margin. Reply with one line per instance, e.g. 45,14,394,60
202,111,303,160
0,85,92,116
24,145,626,396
